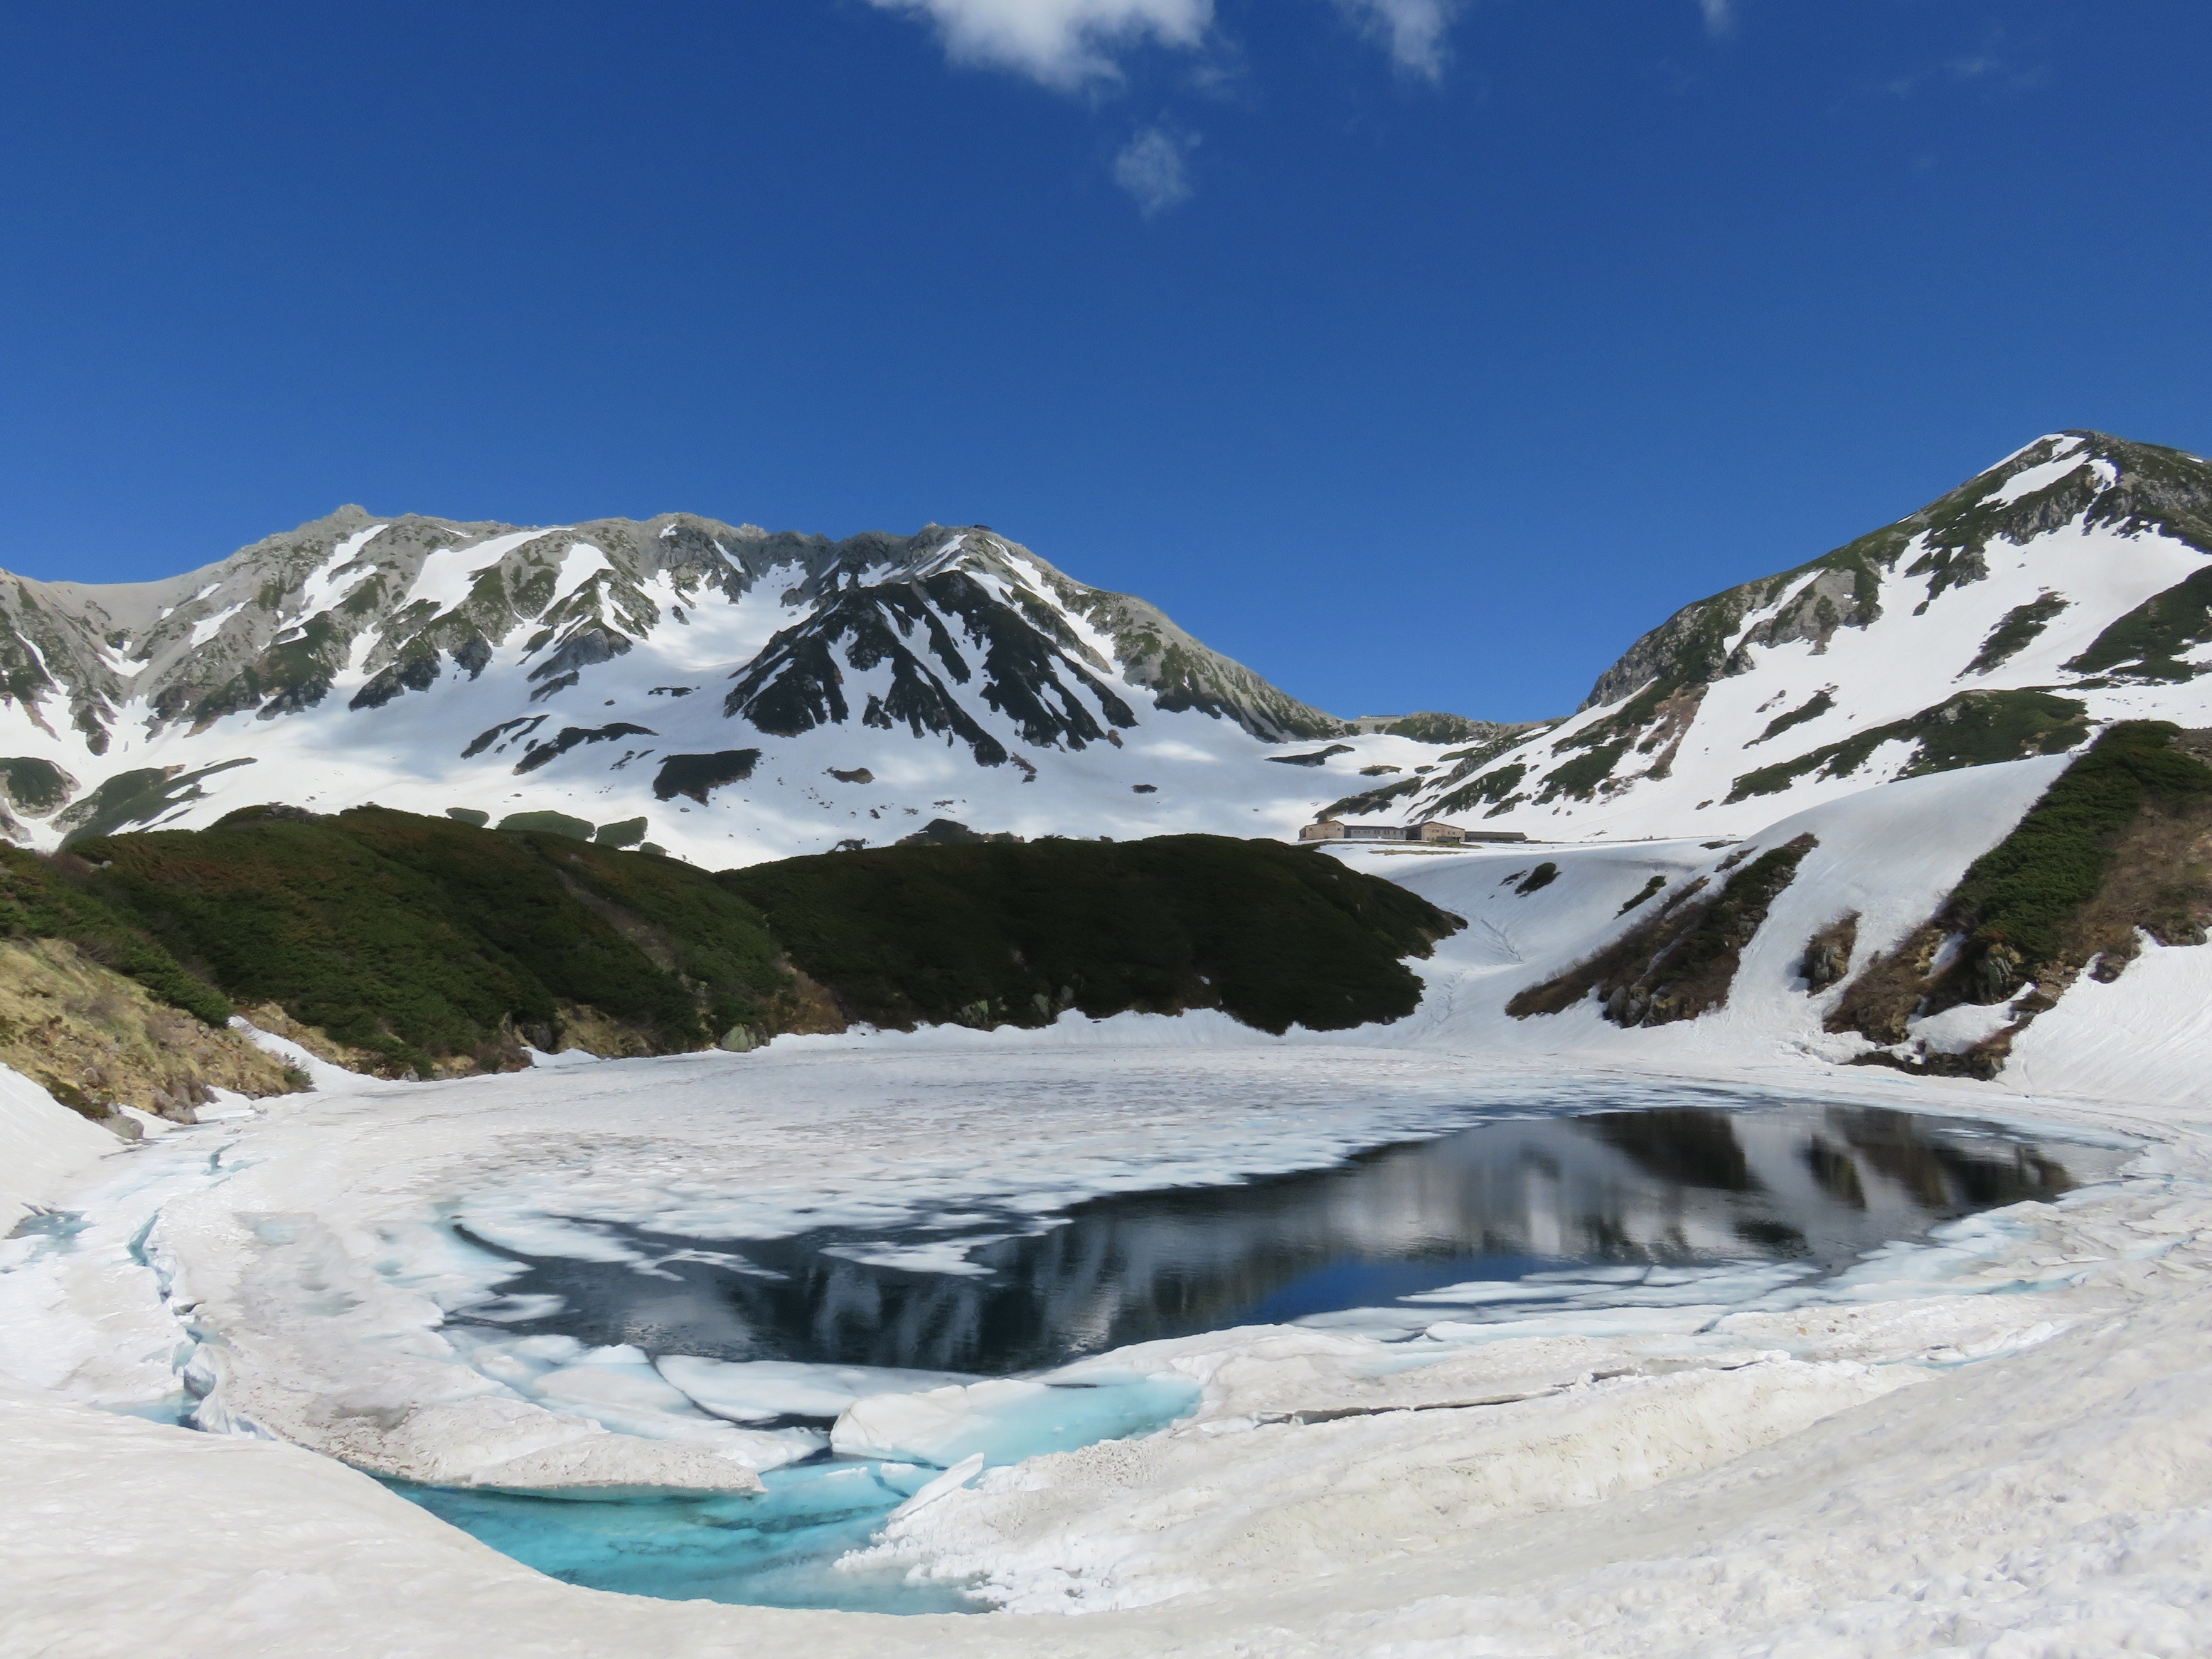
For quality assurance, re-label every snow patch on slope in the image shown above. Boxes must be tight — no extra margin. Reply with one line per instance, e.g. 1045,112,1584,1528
294,523,388,618
186,602,245,646
407,528,559,613
0,1065,117,1234
1989,447,2091,504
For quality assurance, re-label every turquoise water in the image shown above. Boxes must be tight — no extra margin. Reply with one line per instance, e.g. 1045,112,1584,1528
395,1463,976,1613
390,1101,2127,1613
391,1375,1198,1613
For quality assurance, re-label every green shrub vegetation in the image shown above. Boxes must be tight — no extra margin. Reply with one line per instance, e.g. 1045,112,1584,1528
1537,743,1628,802
7,811,1461,1074
70,808,794,1074
1946,720,2212,971
1829,722,2212,1064
1752,690,1833,746
722,835,1463,1035
0,848,231,1025
1429,762,1527,818
0,758,76,815
1509,835,1816,1027
1617,873,1667,915
1645,838,1815,1004
1729,690,2088,802
1319,777,1421,820
2065,567,2212,681
1903,690,2090,772
496,810,594,840
55,759,257,846
1967,593,2069,676
1381,713,1487,744
654,750,762,804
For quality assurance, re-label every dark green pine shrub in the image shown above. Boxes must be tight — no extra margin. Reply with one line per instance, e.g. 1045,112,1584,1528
722,834,1463,1035
1945,720,2212,971
71,808,791,1074
0,847,231,1025
1729,690,2089,802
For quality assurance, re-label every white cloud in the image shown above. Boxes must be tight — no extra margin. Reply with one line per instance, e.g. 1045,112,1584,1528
1335,0,1460,81
1113,125,1196,215
1699,0,1733,35
867,0,1212,89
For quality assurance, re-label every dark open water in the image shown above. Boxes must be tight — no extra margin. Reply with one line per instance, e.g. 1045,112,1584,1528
402,1098,2130,1613
464,1100,2122,1372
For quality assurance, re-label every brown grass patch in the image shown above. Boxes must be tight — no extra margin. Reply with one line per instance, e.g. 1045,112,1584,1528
0,939,300,1124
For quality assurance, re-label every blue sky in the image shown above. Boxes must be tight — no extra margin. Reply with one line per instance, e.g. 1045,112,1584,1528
2,1,2206,721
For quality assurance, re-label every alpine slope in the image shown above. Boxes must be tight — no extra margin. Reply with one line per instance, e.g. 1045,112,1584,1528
0,512,1491,862
3,430,2208,868
1358,430,2212,841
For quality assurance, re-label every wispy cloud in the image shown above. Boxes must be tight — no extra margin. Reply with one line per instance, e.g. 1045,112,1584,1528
1872,34,2050,101
1113,124,1197,214
1946,50,2049,92
867,0,1484,88
863,1,1733,205
1335,0,1460,82
865,0,1212,90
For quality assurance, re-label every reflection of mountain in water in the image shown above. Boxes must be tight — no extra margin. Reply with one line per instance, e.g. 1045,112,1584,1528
471,1104,2122,1375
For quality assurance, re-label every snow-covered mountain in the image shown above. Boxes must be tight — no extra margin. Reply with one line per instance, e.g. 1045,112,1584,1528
8,428,2208,864
0,511,1524,862
1348,431,2212,841
17,440,2212,1659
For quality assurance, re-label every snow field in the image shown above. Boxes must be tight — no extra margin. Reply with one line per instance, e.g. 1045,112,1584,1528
3,1037,2209,1654
9,738,2212,1648
0,1063,115,1234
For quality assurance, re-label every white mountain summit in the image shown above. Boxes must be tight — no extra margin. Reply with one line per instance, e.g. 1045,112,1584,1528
4,428,2207,864
1330,430,2212,840
0,513,1455,862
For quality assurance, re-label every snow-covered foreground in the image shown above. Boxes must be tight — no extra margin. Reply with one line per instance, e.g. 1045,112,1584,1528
6,1021,2212,1655
14,745,2212,1653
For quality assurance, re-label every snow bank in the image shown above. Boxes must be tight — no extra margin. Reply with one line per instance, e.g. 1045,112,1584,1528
1320,753,2074,1083
852,1353,1930,1613
2007,932,2212,1109
14,749,2212,1650
0,1062,119,1234
9,1099,2212,1655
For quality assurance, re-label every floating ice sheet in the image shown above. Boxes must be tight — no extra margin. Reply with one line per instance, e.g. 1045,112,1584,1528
830,1375,1202,1468
658,1357,978,1424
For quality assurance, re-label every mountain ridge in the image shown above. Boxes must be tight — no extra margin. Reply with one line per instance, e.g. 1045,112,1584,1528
0,511,1414,860
6,427,2211,863
1379,430,2212,841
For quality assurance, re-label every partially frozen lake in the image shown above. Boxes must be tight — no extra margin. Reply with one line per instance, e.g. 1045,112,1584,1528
401,1097,2126,1612
462,1100,2110,1371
